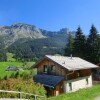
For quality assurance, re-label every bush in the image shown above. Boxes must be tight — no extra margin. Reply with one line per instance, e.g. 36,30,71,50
0,78,46,99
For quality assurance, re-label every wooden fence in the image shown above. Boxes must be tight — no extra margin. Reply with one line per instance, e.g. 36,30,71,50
0,90,46,100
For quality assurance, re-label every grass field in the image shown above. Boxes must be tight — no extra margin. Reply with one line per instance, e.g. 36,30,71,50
48,85,100,100
0,52,36,78
6,53,16,62
0,61,35,78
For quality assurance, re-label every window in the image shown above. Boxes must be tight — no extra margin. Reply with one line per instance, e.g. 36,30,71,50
43,65,48,73
86,78,89,85
43,65,56,74
69,83,72,91
51,65,56,71
77,70,80,77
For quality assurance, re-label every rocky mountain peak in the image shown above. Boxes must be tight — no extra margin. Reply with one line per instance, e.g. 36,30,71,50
0,23,45,39
0,23,75,46
11,23,36,29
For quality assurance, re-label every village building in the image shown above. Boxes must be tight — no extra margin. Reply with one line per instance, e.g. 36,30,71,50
33,55,98,96
5,66,19,71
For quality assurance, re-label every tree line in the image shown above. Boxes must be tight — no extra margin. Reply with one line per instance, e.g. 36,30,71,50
0,37,7,61
7,37,63,62
64,25,100,64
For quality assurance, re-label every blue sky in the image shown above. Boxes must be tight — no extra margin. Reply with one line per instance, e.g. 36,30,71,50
0,0,100,34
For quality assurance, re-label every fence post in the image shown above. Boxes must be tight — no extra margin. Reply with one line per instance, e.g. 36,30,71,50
34,95,37,100
19,93,21,99
45,96,46,100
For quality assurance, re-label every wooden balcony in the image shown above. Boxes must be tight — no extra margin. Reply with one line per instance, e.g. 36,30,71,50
67,69,92,80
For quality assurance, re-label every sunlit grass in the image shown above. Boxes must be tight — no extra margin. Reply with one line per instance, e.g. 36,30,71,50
48,85,100,100
0,61,35,78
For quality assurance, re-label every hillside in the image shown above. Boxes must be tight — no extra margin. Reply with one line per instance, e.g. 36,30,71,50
0,23,75,61
8,33,68,61
48,85,100,100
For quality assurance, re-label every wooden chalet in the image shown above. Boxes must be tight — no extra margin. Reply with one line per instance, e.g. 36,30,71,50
33,55,98,96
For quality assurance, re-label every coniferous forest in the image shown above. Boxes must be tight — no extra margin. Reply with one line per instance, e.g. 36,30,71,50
64,25,100,64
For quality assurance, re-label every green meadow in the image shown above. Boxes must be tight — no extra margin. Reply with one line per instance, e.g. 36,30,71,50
6,52,16,62
0,53,35,78
48,85,100,100
0,61,35,78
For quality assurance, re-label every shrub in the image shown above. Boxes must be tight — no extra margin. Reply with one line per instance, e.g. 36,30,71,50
0,78,46,99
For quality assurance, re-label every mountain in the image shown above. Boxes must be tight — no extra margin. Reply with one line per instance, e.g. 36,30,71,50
0,23,45,38
0,23,75,45
40,28,70,37
0,23,75,61
0,23,46,46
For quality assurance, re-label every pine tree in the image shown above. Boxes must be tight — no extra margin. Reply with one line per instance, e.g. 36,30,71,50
73,26,86,58
64,32,74,56
87,25,100,63
96,34,100,63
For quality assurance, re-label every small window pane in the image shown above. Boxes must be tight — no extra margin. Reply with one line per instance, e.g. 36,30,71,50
69,83,72,91
86,78,88,85
51,65,55,71
44,65,47,73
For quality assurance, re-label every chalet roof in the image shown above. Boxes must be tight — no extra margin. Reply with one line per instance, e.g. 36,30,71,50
46,55,98,70
33,74,64,88
33,55,98,71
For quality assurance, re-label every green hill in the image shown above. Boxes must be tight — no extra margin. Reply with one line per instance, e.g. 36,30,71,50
7,33,68,61
48,85,100,100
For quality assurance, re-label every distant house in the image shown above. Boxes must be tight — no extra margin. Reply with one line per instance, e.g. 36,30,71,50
6,66,18,71
32,55,98,96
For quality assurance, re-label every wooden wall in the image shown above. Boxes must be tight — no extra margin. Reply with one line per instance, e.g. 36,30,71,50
45,81,64,96
53,81,64,96
67,69,92,80
37,58,66,76
67,71,78,80
80,69,91,77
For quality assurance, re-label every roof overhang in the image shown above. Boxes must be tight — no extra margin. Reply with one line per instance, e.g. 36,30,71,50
33,74,64,89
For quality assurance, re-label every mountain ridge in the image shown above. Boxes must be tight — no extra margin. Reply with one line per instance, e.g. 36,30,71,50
0,23,73,38
0,23,75,61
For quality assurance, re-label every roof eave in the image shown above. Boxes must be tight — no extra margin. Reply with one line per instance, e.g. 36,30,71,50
31,56,46,69
68,66,98,71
